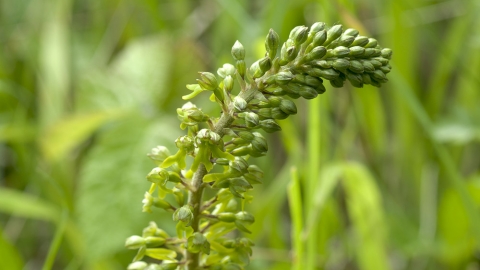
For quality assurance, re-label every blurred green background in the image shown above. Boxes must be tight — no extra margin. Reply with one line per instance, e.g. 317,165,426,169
1,0,480,269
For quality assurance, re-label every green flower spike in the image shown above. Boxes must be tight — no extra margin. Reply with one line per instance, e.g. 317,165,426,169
128,21,392,270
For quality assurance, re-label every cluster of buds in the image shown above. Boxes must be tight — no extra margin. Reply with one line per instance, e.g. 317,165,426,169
127,22,391,270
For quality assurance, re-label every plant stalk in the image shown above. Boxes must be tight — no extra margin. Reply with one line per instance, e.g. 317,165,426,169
185,84,257,269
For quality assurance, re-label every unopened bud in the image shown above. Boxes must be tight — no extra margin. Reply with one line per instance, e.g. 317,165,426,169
381,48,393,59
233,96,247,112
224,75,234,92
305,46,327,61
349,60,364,74
290,26,309,45
236,60,246,78
173,205,194,226
260,119,281,133
312,30,327,47
310,22,326,34
258,57,272,73
125,236,146,249
231,40,245,60
265,29,280,57
235,211,255,224
275,71,294,85
279,99,297,115
244,112,259,128
332,46,350,57
343,28,359,37
351,36,369,47
364,38,378,48
333,58,350,72
349,46,365,57
324,24,343,45
197,72,218,91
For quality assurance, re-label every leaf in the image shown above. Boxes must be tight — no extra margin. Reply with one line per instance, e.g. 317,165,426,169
39,110,121,162
76,113,181,262
0,228,24,270
437,176,480,265
144,248,177,261
0,188,59,222
341,162,390,270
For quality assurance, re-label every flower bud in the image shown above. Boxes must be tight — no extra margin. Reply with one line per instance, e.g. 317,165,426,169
328,35,355,48
173,205,194,226
257,108,272,119
260,119,281,133
349,60,364,73
127,261,148,270
231,145,251,156
374,57,389,66
175,135,194,152
286,46,298,61
361,60,375,73
351,35,369,47
279,99,297,115
298,86,318,99
362,73,372,84
313,60,331,69
369,59,382,68
244,112,259,128
236,60,246,78
332,46,350,57
229,157,249,174
160,262,180,270
362,48,375,58
251,133,268,152
215,158,230,165
381,48,393,59
187,232,210,254
271,107,289,119
275,71,294,85
231,40,245,60
379,65,392,74
307,68,340,81
258,56,272,73
330,77,344,88
235,211,255,224
312,30,327,47
333,58,350,72
343,28,359,37
147,167,169,185
290,26,309,45
304,75,323,87
372,70,387,82
265,29,280,57
324,24,343,45
233,96,247,112
310,22,326,34
147,146,171,165
349,46,365,57
125,236,146,249
244,165,264,184
305,46,327,61
364,38,378,48
145,236,166,247
346,71,364,88
218,212,236,222
197,72,218,91
237,131,255,142
223,75,234,92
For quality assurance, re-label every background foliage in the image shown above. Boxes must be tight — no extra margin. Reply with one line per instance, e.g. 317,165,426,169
1,0,480,269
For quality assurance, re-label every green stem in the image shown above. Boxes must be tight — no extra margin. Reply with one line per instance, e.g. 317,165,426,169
185,84,258,270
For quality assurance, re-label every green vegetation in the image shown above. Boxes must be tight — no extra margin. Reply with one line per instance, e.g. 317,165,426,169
1,1,479,270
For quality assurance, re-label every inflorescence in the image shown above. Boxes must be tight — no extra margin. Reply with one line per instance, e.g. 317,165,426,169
125,22,392,270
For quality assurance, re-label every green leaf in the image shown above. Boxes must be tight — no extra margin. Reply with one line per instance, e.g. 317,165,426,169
144,248,177,261
341,162,390,270
39,110,121,162
76,113,180,262
0,188,59,222
0,229,24,270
